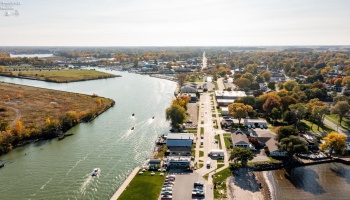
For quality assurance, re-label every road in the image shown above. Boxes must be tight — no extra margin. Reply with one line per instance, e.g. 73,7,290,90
193,78,230,199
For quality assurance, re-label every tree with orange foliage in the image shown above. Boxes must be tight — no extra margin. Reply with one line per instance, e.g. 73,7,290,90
228,103,253,125
263,97,281,115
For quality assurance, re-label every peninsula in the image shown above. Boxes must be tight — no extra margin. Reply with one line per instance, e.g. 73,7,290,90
0,82,115,155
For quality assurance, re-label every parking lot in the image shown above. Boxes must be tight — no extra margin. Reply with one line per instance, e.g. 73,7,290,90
169,170,206,200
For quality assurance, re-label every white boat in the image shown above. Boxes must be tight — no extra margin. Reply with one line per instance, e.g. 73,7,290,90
91,168,100,176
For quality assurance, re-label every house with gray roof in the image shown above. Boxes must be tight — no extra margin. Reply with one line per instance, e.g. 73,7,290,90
166,133,194,156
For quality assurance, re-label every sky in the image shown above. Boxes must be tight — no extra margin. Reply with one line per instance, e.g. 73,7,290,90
0,0,350,46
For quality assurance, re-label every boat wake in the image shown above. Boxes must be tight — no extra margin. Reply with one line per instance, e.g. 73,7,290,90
80,175,93,195
40,177,53,190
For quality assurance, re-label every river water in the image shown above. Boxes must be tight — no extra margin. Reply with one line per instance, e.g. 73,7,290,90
268,163,350,200
0,70,176,199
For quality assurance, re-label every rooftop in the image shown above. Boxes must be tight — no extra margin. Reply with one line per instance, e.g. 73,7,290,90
215,90,247,98
231,132,249,144
167,133,195,140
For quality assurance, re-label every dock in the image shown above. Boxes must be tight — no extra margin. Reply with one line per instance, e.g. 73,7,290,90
110,167,140,200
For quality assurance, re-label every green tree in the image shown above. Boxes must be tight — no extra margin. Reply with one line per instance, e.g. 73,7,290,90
241,72,255,82
320,132,347,157
166,104,186,129
307,99,328,130
261,71,272,82
235,96,255,107
228,103,253,125
256,75,264,83
289,103,307,128
271,108,281,126
275,126,297,142
331,101,350,125
229,147,255,166
234,77,251,89
267,81,276,90
283,80,298,91
278,135,308,156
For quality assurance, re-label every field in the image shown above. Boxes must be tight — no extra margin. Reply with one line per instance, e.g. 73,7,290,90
0,82,114,154
118,171,165,200
2,69,119,83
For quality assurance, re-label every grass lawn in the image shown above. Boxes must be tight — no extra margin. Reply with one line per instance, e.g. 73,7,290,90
301,120,334,136
215,82,219,90
7,69,119,83
215,135,222,149
186,129,197,134
217,163,225,169
200,127,204,135
224,137,232,149
188,77,203,82
118,171,165,200
199,150,204,157
326,114,350,130
217,107,222,113
213,167,233,199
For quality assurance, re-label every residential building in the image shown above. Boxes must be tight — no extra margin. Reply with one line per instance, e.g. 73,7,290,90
166,133,194,156
231,132,251,149
166,156,191,169
244,119,267,127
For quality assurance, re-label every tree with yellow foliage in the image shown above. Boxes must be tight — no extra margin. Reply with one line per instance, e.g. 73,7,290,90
228,103,253,125
11,120,24,140
320,132,347,157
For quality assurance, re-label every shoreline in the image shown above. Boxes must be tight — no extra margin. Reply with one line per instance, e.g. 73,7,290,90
0,73,121,83
262,171,275,200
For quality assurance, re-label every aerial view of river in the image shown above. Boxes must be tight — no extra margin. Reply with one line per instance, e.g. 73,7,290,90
268,163,350,200
0,70,177,199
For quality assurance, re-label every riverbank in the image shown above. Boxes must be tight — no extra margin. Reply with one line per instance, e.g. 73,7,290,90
0,69,120,83
227,168,269,200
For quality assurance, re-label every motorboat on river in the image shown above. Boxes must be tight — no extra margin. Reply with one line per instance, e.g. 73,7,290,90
91,168,100,176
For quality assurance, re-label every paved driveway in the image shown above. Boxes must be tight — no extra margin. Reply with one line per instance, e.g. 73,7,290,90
170,171,206,200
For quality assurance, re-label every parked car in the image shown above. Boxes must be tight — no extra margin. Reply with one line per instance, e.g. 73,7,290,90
252,125,255,129
161,191,173,195
166,175,176,179
161,194,172,200
194,182,204,186
162,187,173,191
247,125,251,129
260,125,264,129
